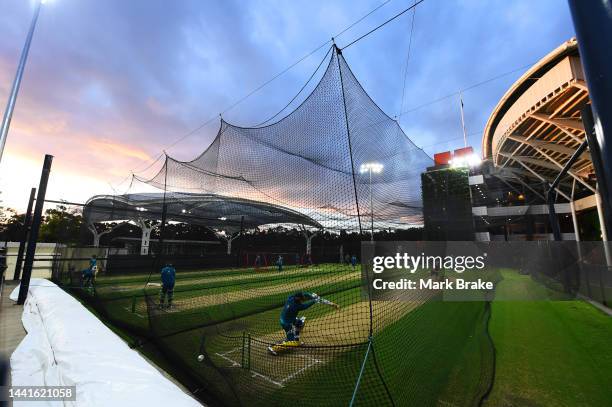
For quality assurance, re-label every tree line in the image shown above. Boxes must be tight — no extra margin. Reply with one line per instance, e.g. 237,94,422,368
0,205,424,248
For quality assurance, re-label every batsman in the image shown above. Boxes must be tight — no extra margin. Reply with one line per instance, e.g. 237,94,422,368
268,291,339,355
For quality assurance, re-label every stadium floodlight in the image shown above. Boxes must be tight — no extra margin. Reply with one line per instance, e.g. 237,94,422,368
0,0,46,165
449,154,482,168
359,162,383,242
359,162,384,174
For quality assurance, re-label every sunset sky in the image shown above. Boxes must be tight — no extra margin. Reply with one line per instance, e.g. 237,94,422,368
0,0,574,211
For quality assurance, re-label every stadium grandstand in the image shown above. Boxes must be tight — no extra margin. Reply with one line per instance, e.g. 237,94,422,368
426,38,603,242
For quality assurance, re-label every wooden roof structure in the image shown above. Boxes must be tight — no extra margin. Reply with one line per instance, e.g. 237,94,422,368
482,38,595,201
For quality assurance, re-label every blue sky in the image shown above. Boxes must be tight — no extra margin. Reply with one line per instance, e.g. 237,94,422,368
0,0,575,210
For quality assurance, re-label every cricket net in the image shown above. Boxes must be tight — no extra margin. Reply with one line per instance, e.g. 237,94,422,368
52,45,497,407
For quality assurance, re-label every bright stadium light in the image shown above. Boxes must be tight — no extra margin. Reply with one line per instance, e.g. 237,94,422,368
359,162,384,174
359,162,383,242
449,154,482,168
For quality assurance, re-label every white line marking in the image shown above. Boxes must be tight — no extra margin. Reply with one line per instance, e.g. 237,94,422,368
218,347,241,357
251,371,284,387
214,344,323,388
215,351,242,368
279,359,320,384
279,354,322,384
161,306,181,313
214,346,285,387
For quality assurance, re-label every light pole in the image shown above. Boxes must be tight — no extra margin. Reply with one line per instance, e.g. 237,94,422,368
0,0,45,165
359,162,383,242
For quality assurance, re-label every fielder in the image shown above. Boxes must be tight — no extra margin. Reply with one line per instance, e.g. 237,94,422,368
268,292,339,355
159,263,176,309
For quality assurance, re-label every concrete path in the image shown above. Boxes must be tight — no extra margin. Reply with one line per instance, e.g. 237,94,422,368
0,280,26,388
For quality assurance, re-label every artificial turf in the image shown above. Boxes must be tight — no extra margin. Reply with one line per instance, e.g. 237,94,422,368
90,264,362,333
95,265,353,300
66,265,612,406
484,270,612,406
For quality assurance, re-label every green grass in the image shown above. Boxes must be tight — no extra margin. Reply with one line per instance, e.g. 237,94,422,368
484,270,612,406
67,265,612,407
361,300,491,406
95,265,354,300
272,299,492,406
140,276,361,334
96,264,332,286
91,263,361,334
134,287,368,406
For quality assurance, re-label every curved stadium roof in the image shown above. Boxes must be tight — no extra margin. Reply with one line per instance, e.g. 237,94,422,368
83,192,322,233
481,38,595,200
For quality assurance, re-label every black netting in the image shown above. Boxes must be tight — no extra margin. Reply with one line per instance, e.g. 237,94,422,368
140,47,427,233
52,46,500,406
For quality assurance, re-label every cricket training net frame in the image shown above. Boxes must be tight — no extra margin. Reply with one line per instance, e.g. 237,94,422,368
52,45,499,406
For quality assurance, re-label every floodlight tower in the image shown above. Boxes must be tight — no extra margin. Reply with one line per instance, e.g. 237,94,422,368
359,162,383,242
0,0,46,165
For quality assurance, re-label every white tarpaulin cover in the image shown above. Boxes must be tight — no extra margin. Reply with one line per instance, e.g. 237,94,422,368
9,279,201,407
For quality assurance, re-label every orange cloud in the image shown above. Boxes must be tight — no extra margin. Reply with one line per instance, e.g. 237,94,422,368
87,138,152,162
11,115,69,136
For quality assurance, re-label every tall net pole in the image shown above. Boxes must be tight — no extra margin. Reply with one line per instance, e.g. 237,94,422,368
459,91,468,148
335,45,363,237
13,187,36,280
0,0,42,164
17,154,53,304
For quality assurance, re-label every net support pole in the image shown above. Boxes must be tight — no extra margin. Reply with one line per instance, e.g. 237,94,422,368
335,45,363,236
582,105,612,266
159,203,168,253
547,140,588,241
0,0,41,164
241,332,246,368
459,91,468,148
569,2,612,238
349,338,372,407
247,333,251,370
13,187,36,280
237,216,244,267
17,154,53,305
158,155,169,257
369,169,374,242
